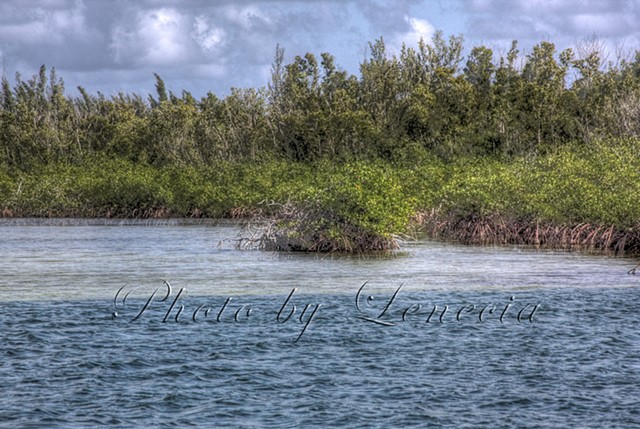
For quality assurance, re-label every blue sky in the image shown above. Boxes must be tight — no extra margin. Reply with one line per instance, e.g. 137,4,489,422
1,0,638,98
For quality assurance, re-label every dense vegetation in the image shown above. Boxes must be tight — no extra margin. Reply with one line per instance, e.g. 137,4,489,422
1,33,639,252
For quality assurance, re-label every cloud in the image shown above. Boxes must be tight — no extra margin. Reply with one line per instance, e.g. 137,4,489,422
110,7,191,66
391,16,436,52
357,0,421,35
192,15,225,52
0,0,90,45
0,0,638,98
440,0,640,67
462,0,640,45
1,0,434,96
223,4,272,30
568,12,635,38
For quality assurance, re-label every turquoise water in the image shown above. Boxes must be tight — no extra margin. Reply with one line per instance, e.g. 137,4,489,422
1,220,639,427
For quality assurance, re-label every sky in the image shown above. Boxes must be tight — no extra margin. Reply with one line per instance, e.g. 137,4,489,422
1,0,639,99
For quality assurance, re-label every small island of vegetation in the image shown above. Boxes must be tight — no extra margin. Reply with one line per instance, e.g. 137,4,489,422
1,32,639,254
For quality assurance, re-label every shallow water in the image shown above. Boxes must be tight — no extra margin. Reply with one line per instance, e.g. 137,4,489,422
1,219,639,428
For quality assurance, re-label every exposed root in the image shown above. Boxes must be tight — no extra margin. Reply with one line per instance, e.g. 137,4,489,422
416,209,640,256
237,202,399,254
227,206,263,219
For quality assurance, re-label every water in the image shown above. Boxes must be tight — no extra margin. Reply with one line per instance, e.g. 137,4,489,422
1,219,639,428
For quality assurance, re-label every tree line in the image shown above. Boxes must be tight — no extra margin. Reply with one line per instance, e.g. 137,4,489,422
1,31,640,170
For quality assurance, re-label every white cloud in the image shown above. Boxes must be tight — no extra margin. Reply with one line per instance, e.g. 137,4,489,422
454,0,640,67
463,0,640,42
192,15,225,52
388,16,436,55
0,0,89,45
110,7,193,66
50,1,87,35
2,0,639,99
223,4,268,30
404,16,436,46
570,12,634,37
138,8,190,65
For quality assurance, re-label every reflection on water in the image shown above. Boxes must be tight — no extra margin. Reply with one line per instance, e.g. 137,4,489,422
1,218,637,300
1,220,639,427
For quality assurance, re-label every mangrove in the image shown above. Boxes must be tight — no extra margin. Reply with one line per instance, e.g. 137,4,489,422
1,32,640,254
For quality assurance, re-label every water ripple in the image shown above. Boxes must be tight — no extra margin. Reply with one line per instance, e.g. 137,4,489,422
2,224,640,427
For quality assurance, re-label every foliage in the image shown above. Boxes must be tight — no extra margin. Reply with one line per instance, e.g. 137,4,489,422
316,162,415,237
238,162,415,252
419,138,640,229
2,35,640,168
243,202,401,253
1,34,640,251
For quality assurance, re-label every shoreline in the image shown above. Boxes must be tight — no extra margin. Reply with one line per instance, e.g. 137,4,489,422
3,210,639,257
